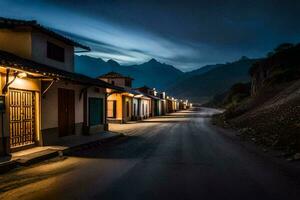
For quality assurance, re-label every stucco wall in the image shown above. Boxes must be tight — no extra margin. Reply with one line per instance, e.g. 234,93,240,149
31,31,74,72
100,78,126,87
41,80,84,130
140,98,150,118
0,30,74,73
0,73,42,150
123,96,133,122
107,93,123,120
0,29,32,59
132,98,139,117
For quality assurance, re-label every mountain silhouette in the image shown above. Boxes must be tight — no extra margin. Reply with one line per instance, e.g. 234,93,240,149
75,56,183,90
166,57,259,103
75,55,257,102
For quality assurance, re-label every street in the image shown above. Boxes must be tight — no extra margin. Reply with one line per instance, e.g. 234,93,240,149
0,107,300,200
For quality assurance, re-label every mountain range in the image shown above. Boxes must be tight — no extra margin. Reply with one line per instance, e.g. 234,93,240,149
75,55,258,103
167,57,258,102
75,56,183,90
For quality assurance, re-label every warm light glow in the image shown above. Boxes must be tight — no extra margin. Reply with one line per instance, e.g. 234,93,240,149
18,72,27,78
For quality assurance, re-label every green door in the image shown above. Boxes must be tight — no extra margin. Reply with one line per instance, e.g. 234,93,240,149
89,98,103,126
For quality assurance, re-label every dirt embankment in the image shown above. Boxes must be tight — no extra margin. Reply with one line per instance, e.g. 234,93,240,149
213,44,300,157
226,80,300,152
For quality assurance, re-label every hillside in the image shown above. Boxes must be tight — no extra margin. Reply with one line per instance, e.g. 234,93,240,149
213,44,300,155
75,55,258,102
75,56,183,90
167,57,258,103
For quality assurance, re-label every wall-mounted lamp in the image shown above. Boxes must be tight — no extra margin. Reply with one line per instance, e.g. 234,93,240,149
18,72,27,78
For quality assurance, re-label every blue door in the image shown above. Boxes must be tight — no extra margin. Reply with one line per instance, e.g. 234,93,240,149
89,98,103,126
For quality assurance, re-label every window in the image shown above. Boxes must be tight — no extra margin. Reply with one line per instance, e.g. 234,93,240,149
125,79,131,87
111,80,115,85
133,103,136,116
126,101,130,117
47,41,65,62
146,105,148,115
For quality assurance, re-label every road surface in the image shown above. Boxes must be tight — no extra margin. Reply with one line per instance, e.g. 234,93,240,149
1,107,300,200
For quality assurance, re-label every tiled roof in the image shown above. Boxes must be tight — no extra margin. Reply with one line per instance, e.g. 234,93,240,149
0,50,119,89
0,17,90,51
98,71,133,80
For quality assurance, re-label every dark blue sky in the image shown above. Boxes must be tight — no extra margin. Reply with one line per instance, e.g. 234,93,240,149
1,0,300,71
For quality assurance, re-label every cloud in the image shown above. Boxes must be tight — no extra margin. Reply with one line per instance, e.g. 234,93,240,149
1,0,300,71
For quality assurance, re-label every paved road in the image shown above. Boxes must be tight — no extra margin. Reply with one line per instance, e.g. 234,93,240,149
1,108,300,200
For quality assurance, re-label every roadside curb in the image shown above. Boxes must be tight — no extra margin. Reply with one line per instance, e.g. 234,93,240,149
0,133,123,174
62,134,124,155
0,159,18,174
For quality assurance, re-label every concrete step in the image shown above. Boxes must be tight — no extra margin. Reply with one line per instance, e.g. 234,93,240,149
15,149,60,166
0,133,123,174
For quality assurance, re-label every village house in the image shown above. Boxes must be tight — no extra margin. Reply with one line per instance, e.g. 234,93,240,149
136,86,163,117
132,90,151,120
157,91,167,115
0,17,114,155
179,100,189,110
166,96,179,113
175,99,179,111
99,72,151,123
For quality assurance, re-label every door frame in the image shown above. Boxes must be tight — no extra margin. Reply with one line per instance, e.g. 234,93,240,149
88,97,104,126
107,100,117,118
58,88,75,137
8,88,38,151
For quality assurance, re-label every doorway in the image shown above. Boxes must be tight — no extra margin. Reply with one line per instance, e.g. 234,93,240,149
58,88,75,137
9,89,36,148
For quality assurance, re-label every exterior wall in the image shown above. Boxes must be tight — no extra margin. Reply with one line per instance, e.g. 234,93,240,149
133,98,151,120
107,93,123,121
172,101,177,111
176,102,179,111
100,78,126,87
150,99,155,117
166,99,175,113
41,80,85,145
153,99,162,116
86,87,106,134
132,98,139,120
160,100,167,115
31,31,74,72
0,29,32,59
140,98,151,119
179,102,184,110
0,29,74,73
122,95,133,123
0,72,41,155
107,94,133,123
157,100,162,116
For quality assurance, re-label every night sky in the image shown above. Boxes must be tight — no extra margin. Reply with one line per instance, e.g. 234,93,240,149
1,0,300,71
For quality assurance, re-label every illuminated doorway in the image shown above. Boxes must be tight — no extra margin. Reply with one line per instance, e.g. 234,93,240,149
9,89,36,148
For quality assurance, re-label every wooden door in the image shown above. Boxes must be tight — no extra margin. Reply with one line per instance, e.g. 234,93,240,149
9,89,35,148
58,88,75,137
126,101,130,117
89,98,103,125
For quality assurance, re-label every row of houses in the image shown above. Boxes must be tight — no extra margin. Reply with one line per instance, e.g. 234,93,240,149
0,17,191,157
99,72,191,123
